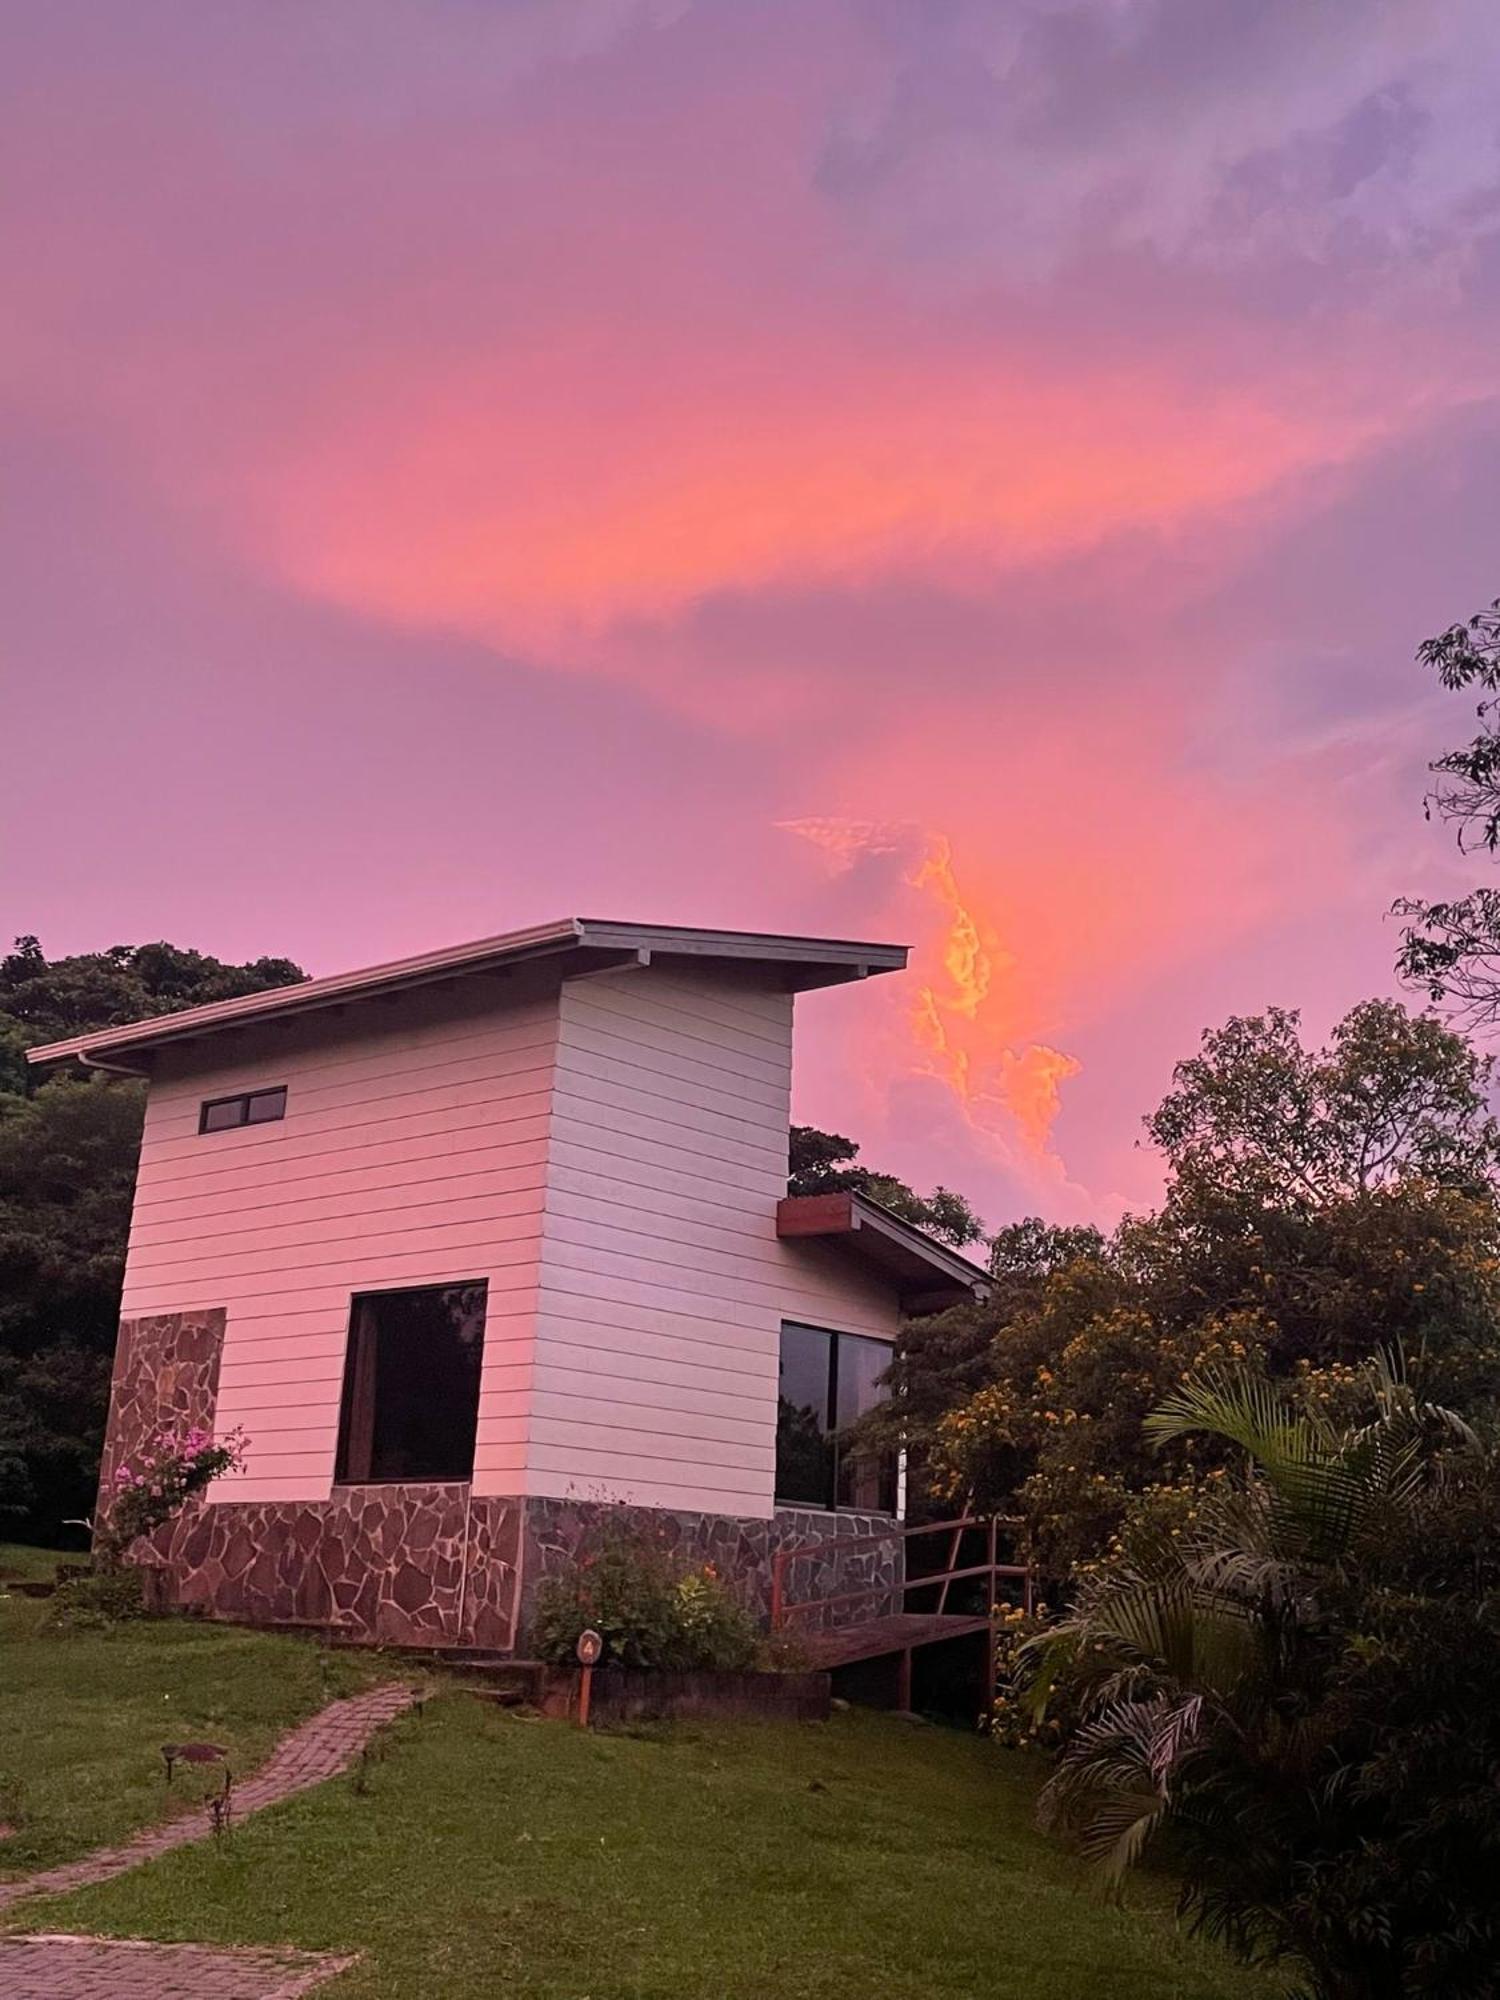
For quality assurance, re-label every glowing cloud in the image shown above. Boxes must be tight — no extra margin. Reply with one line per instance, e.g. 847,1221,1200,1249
782,818,1080,1171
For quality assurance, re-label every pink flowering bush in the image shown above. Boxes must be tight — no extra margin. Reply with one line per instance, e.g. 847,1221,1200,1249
98,1425,248,1570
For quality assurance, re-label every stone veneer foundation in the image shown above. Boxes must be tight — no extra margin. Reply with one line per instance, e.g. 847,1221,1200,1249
104,1310,903,1653
520,1496,901,1635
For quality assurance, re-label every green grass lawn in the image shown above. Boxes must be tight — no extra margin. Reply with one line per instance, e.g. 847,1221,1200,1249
0,1544,385,1875
15,1687,1277,2000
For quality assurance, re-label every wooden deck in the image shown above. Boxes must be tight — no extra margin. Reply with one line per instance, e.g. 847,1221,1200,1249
798,1612,991,1671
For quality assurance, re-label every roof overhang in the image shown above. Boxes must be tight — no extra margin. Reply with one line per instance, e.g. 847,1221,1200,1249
24,919,909,1075
776,1192,992,1314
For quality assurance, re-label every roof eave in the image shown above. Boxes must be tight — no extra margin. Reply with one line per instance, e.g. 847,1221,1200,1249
24,919,909,1072
776,1191,992,1313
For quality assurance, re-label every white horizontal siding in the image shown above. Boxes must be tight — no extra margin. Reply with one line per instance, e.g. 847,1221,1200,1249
121,982,558,1504
117,957,908,1518
528,966,899,1516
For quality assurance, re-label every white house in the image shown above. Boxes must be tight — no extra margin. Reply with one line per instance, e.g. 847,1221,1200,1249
29,919,989,1650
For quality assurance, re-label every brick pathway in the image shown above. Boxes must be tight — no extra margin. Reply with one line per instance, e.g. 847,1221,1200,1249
0,1933,356,1998
0,1681,420,1916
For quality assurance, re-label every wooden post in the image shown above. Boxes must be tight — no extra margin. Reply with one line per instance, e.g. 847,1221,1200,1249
897,1648,913,1713
934,1521,964,1615
574,1628,603,1728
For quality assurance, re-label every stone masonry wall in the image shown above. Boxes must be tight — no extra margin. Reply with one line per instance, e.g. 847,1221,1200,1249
96,1307,227,1519
157,1486,522,1649
519,1497,902,1641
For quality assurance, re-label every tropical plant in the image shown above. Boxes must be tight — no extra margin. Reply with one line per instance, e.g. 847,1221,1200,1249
1026,1359,1500,1999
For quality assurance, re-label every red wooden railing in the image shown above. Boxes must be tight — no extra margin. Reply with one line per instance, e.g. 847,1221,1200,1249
769,1513,1034,1631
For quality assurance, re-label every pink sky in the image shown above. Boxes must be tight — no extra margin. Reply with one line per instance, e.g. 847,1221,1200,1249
6,0,1500,1228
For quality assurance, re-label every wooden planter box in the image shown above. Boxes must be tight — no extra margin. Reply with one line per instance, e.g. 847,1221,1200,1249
541,1666,830,1724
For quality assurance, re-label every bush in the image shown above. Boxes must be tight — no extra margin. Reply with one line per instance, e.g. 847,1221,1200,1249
988,1604,1063,1751
46,1565,147,1628
99,1424,247,1568
531,1524,758,1671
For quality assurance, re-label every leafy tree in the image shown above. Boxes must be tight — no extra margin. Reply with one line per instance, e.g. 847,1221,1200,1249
988,1215,1105,1283
1030,1360,1500,2000
893,1000,1500,1570
0,936,305,1538
0,1079,146,1354
787,1123,985,1246
1148,1000,1500,1200
1396,595,1500,1029
0,935,304,1062
857,1218,1105,1519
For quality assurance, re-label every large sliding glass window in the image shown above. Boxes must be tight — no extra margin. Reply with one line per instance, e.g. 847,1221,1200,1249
776,1321,897,1513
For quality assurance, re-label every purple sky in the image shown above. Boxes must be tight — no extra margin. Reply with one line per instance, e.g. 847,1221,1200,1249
6,1,1500,1229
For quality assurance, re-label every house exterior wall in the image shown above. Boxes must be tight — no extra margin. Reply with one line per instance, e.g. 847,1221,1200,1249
102,957,907,1646
119,971,559,1505
529,965,900,1515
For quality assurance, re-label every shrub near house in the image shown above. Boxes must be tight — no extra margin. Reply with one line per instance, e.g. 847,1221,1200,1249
531,1521,759,1672
50,1428,247,1625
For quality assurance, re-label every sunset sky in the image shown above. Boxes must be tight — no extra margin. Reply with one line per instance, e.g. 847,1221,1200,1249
7,1,1500,1229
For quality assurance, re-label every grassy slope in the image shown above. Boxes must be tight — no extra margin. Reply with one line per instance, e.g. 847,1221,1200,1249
23,1695,1276,2000
0,1546,385,1875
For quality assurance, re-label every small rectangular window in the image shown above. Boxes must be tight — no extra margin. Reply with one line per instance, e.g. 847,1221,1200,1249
335,1281,488,1484
776,1322,897,1513
199,1086,287,1133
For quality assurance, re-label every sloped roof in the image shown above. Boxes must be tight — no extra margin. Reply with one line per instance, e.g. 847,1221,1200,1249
25,918,908,1074
776,1191,992,1313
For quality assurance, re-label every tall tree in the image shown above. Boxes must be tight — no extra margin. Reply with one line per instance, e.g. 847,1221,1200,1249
1147,999,1500,1201
0,936,305,1065
1396,595,1500,1028
892,1000,1500,1568
787,1123,985,1247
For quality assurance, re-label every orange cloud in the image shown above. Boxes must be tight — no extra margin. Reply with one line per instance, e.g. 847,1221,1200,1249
907,834,1081,1155
251,338,1386,681
782,818,1081,1172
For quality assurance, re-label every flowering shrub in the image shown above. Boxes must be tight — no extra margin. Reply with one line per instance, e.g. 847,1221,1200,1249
98,1425,248,1570
988,1604,1066,1751
671,1567,759,1670
532,1521,758,1671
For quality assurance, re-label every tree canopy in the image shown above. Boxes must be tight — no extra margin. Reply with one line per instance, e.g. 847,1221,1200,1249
871,998,1500,1569
1147,999,1500,1201
1396,594,1500,1029
787,1123,985,1247
0,937,305,1533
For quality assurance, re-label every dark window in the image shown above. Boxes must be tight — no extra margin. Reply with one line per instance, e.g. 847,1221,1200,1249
335,1281,487,1484
199,1086,287,1133
776,1321,897,1513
